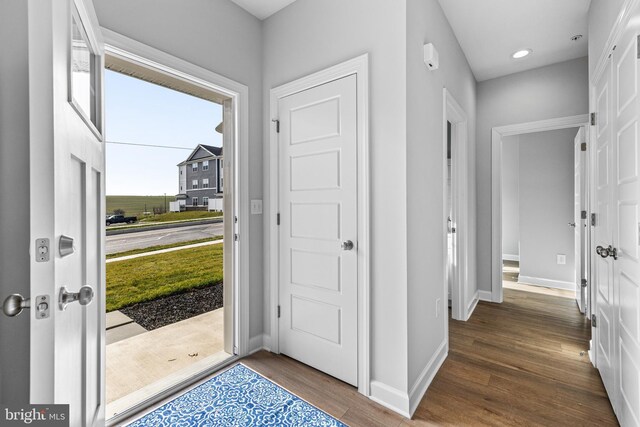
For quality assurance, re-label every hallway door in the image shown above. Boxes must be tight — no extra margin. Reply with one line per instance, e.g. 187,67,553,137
278,74,359,386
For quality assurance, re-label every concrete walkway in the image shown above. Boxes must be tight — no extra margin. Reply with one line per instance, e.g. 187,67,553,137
106,239,223,263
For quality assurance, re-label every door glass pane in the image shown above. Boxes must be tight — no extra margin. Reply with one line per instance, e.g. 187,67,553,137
71,14,95,124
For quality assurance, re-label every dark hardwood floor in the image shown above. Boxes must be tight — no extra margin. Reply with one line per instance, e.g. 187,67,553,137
243,288,618,426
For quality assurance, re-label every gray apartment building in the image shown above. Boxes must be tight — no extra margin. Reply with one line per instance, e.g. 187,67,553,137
176,144,223,210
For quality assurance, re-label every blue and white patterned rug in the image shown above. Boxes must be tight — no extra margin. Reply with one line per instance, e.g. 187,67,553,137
127,364,348,426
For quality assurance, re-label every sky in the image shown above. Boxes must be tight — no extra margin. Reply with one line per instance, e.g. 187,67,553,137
105,70,222,195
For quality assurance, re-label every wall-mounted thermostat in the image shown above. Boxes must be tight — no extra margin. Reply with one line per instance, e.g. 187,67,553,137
424,43,439,71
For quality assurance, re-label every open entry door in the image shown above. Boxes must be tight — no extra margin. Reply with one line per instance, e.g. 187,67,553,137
27,0,105,425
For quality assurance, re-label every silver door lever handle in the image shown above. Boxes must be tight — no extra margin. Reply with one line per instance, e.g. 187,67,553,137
59,286,94,311
3,294,30,317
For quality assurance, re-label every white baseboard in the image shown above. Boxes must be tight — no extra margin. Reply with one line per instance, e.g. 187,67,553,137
465,291,479,320
248,334,267,355
478,290,493,302
369,381,410,418
261,334,272,352
502,254,520,262
408,340,448,416
518,275,574,291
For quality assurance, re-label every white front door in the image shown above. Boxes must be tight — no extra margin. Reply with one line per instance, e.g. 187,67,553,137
574,127,587,313
29,1,105,425
612,20,640,426
278,74,358,386
594,55,617,404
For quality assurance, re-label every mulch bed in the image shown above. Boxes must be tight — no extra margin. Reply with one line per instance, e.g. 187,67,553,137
120,283,224,330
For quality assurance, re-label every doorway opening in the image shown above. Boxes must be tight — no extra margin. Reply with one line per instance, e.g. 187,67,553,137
499,127,587,302
102,35,244,423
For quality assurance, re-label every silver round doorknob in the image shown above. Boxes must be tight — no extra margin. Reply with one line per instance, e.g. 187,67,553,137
78,286,94,306
59,286,94,311
3,294,30,317
341,240,354,251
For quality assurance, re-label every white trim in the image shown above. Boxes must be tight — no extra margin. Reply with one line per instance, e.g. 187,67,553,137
502,254,520,262
268,54,371,396
518,275,575,291
443,89,470,322
478,290,493,302
465,290,480,320
101,25,251,412
408,340,448,416
491,114,589,303
369,381,410,418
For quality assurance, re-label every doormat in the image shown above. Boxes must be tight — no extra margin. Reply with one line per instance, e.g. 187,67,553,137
126,364,348,426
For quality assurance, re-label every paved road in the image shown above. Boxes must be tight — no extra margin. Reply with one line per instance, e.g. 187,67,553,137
106,222,224,255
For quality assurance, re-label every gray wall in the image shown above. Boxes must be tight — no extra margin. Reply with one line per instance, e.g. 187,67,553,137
502,136,520,259
0,0,31,405
94,0,265,339
518,128,576,285
476,57,589,293
263,0,410,395
405,0,477,393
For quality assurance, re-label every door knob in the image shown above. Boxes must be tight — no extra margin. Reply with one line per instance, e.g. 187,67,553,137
341,240,354,251
596,245,618,260
568,222,576,228
59,286,94,311
2,294,30,317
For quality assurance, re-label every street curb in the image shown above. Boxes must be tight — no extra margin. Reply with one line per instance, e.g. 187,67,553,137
106,218,223,236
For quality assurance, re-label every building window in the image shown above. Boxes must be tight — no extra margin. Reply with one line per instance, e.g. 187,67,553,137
203,197,209,206
192,197,198,206
203,160,209,171
192,179,198,189
192,163,198,172
202,178,209,189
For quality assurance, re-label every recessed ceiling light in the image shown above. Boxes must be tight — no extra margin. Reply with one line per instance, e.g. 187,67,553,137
512,49,532,59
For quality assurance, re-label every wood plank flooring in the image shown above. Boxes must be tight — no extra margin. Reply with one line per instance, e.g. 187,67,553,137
243,288,618,426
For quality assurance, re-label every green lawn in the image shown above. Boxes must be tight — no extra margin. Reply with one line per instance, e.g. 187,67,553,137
106,243,223,312
106,236,222,259
107,195,176,217
139,210,222,223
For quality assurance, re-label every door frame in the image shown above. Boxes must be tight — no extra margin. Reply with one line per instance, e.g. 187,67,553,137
443,89,472,321
101,29,251,424
267,54,371,395
491,114,590,303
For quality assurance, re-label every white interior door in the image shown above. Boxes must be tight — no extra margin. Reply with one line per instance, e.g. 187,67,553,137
574,127,587,313
612,21,640,426
594,55,618,405
278,74,358,386
28,1,105,425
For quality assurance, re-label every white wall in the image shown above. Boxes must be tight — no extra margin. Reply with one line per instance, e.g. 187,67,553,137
0,0,31,405
262,0,410,405
519,129,576,286
476,57,589,293
588,0,627,76
502,136,520,259
93,0,265,340
405,0,477,409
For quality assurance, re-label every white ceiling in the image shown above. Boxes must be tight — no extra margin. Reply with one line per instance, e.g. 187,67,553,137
229,0,298,20
438,0,591,81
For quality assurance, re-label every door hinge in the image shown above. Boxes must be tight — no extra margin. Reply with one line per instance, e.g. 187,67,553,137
277,305,281,318
581,142,587,151
591,213,597,227
590,112,597,126
591,314,597,327
277,213,280,225
581,210,587,220
234,215,238,223
581,278,588,288
637,35,640,59
234,233,239,241
272,119,280,133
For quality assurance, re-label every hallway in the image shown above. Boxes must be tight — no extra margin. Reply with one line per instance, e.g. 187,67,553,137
244,288,617,426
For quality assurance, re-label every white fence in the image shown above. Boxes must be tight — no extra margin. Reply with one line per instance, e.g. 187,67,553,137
207,198,223,212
